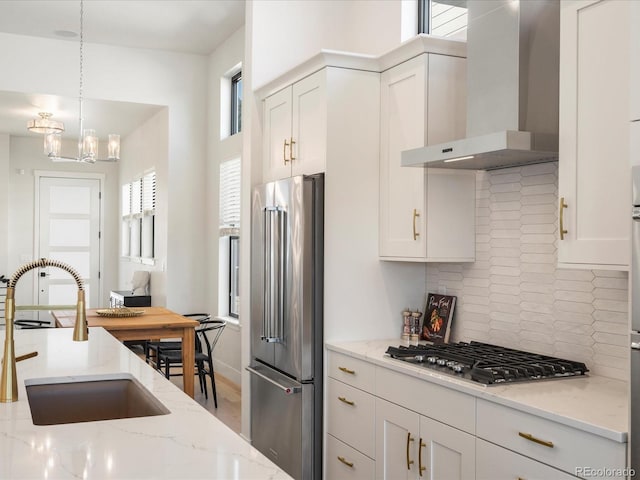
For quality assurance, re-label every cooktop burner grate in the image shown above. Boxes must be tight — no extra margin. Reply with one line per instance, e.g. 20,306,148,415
385,341,589,385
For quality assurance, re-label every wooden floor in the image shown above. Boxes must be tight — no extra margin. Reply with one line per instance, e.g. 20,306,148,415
169,372,242,434
133,348,242,434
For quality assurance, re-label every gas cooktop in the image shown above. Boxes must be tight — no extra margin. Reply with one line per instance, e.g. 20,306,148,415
385,341,589,385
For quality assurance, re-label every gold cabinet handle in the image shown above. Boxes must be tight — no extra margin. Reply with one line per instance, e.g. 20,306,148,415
418,437,426,476
283,139,290,164
559,197,568,240
338,396,354,406
338,366,355,374
337,456,354,468
412,209,420,240
16,351,38,363
406,432,415,470
518,431,554,448
290,137,296,161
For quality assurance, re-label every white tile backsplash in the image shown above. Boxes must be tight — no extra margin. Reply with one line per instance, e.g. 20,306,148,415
426,163,630,381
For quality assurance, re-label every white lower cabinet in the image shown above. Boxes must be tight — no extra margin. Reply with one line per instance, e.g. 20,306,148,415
476,439,577,480
326,350,626,480
375,398,474,480
326,434,375,480
476,399,626,480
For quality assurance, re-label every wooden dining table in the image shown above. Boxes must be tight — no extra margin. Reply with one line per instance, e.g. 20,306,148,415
51,307,200,398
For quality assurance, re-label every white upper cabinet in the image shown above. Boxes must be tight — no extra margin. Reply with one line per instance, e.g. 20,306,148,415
631,0,640,121
379,53,474,262
558,0,631,269
263,69,327,182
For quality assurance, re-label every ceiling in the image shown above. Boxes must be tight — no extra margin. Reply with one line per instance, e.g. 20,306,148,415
0,0,245,140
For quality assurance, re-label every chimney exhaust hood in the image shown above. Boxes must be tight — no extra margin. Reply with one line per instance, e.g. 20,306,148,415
402,0,560,170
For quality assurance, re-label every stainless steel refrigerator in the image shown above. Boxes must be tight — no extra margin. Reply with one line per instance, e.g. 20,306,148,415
632,166,640,472
247,173,323,480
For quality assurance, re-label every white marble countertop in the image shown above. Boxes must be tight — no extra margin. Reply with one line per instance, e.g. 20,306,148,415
0,327,292,480
326,339,629,443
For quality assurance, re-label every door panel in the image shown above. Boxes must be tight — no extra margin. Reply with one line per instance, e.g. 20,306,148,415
38,177,101,310
375,398,419,480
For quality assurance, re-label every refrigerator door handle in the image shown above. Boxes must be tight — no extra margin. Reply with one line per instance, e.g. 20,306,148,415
632,342,640,350
263,206,285,343
246,366,301,395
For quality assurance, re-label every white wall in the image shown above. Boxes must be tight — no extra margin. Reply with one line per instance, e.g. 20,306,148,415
7,136,118,307
0,134,8,277
206,26,245,386
250,0,416,89
118,109,169,306
0,32,209,313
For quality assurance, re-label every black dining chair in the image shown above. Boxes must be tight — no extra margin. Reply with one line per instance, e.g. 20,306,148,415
145,313,211,368
158,318,226,407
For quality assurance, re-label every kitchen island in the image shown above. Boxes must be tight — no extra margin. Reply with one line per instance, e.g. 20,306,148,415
0,327,291,479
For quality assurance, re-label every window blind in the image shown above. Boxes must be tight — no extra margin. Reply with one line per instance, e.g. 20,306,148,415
131,178,142,215
143,171,156,213
121,183,131,216
219,158,240,235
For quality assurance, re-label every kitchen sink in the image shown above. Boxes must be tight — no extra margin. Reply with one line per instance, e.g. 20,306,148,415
25,373,170,425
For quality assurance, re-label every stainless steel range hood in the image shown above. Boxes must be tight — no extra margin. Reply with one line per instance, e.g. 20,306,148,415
402,0,560,170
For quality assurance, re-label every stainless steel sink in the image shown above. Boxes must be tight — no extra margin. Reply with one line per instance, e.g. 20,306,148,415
25,373,170,425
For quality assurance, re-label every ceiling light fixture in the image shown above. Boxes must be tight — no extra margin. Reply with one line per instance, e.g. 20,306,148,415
46,0,120,163
27,112,65,134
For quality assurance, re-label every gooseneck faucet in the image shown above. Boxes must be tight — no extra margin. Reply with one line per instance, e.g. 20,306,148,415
1,258,89,402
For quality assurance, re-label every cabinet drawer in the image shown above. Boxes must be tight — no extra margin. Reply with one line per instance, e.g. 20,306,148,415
375,366,475,434
476,399,625,477
328,351,375,391
327,378,376,458
476,438,579,480
326,434,375,480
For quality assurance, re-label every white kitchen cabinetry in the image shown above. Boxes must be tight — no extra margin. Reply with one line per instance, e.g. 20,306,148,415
476,439,578,480
476,399,626,480
379,53,475,262
263,69,326,182
375,398,475,480
558,0,631,269
326,352,376,480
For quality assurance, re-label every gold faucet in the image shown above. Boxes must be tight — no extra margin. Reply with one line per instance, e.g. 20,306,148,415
1,258,89,402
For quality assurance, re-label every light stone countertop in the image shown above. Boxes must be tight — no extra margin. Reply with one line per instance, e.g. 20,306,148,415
326,339,628,443
0,327,292,480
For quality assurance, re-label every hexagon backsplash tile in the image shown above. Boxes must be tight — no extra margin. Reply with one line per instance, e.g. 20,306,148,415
425,163,629,381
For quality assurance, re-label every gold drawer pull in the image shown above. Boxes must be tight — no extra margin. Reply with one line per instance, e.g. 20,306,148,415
518,432,554,448
337,456,354,468
406,432,415,469
283,139,290,164
412,209,420,240
338,396,355,406
418,437,426,476
338,366,355,374
559,197,568,240
290,137,296,160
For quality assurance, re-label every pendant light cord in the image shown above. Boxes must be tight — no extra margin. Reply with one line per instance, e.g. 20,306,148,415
78,0,84,153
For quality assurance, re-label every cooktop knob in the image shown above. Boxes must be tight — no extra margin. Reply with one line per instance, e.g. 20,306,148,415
427,356,437,364
436,358,447,366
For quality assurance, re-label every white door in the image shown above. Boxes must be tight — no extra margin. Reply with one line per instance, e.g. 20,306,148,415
419,415,475,480
375,398,419,480
379,55,428,259
291,69,326,177
38,176,101,310
263,85,293,182
558,0,631,268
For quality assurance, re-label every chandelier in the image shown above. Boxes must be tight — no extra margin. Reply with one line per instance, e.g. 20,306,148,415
34,0,120,163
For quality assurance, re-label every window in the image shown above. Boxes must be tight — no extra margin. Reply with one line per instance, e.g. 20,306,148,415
229,236,240,318
121,170,156,262
219,158,240,319
419,0,468,40
231,71,242,135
